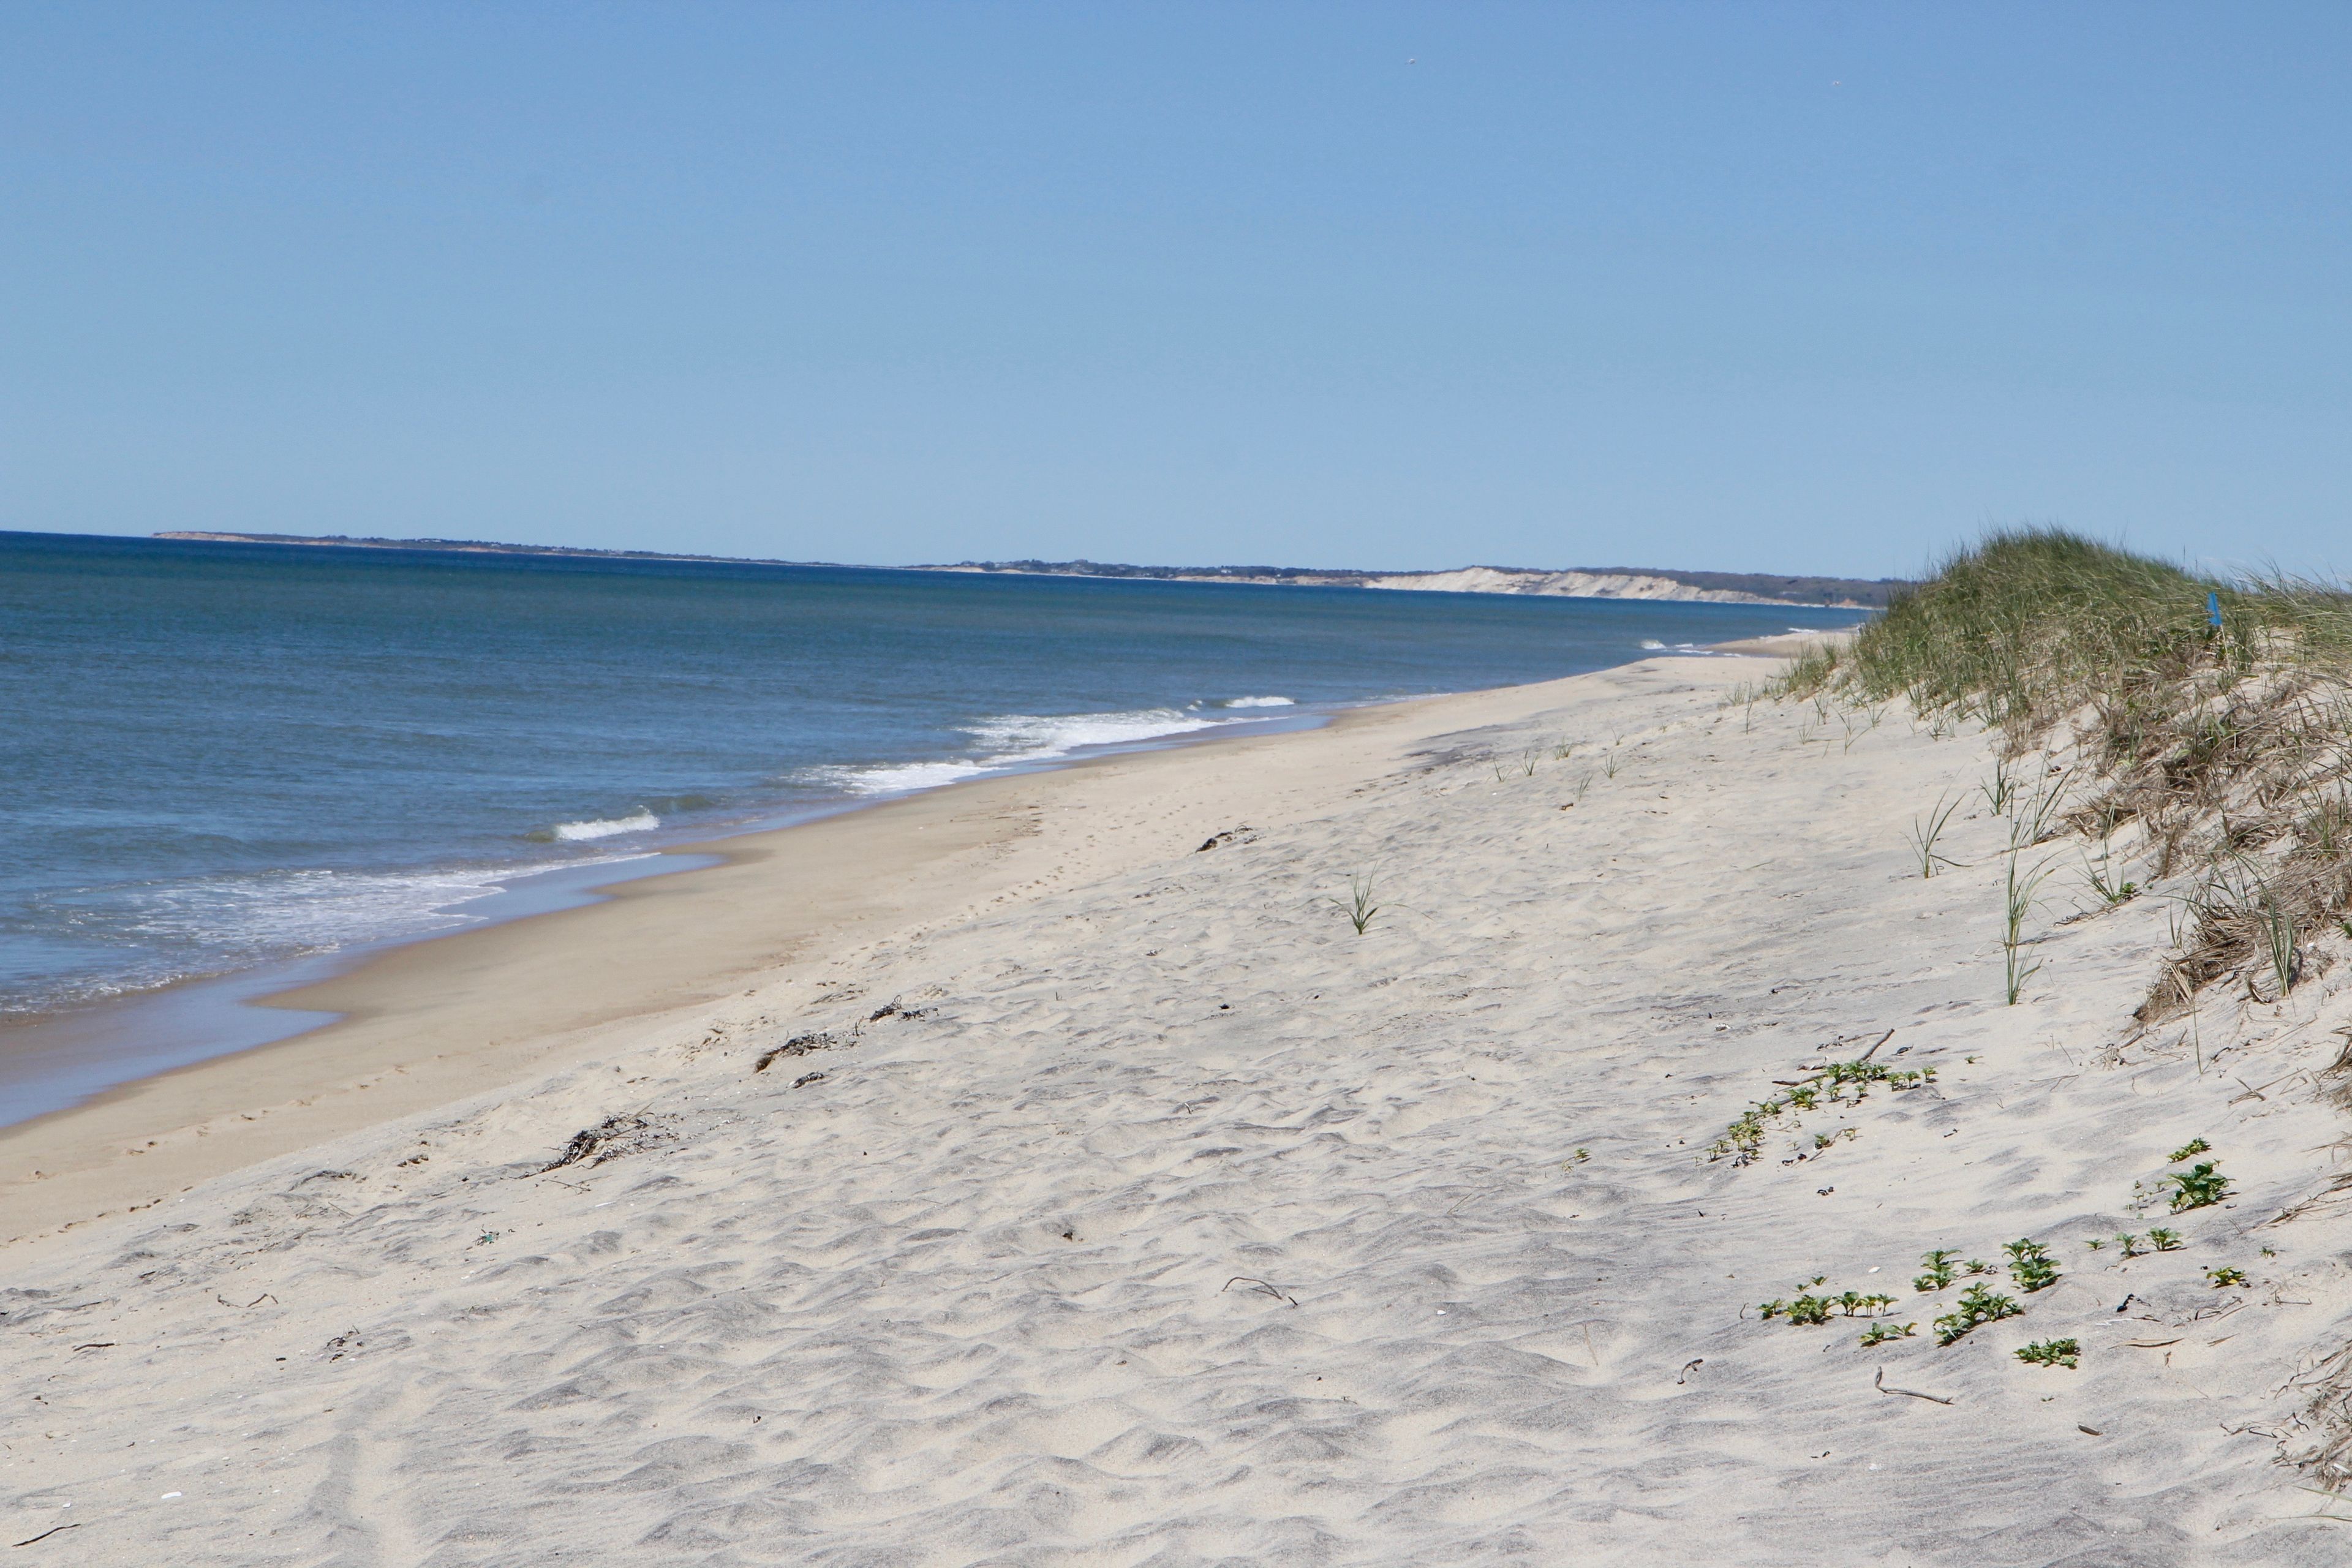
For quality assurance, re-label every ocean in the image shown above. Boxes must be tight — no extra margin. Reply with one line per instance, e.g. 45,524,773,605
0,529,1865,1119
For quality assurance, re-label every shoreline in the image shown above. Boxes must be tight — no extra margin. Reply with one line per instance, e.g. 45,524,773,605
0,706,1326,1133
0,663,1708,1252
0,630,1838,1248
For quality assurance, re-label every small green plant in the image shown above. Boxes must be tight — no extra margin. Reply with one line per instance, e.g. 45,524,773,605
2166,1161,2231,1212
1758,1293,1836,1326
1708,1060,1937,1164
2082,852,2138,905
2003,853,2053,1005
2082,1237,2105,1251
1964,1258,1996,1276
2114,1233,2144,1257
1325,873,1384,935
2261,890,2299,999
1603,749,1620,779
2147,1227,2183,1251
1519,746,1542,777
1913,1250,1960,1292
2011,768,2073,848
1836,1291,1897,1317
2169,1138,2211,1163
2004,1237,2060,1293
1860,1321,1917,1347
2015,1338,2079,1369
1908,791,1964,878
1934,1283,2022,1346
2206,1265,2248,1287
1983,756,2018,815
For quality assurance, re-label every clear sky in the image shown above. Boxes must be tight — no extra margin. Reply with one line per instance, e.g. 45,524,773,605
3,4,2345,578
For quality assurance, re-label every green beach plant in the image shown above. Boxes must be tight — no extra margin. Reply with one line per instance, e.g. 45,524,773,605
1708,1058,1936,1165
2003,851,2053,1005
1325,874,1384,936
1983,756,2019,815
2003,1238,2060,1293
2167,1161,2232,1212
2016,1338,2080,1369
1934,1283,2022,1346
1907,791,1964,879
2082,848,2139,906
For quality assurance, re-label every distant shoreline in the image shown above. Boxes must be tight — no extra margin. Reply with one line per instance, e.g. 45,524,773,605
150,531,1903,608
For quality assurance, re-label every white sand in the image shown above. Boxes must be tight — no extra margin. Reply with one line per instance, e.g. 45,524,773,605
9,657,2352,1564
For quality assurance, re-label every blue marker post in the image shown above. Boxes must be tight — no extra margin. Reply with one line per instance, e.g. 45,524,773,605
2207,590,2223,634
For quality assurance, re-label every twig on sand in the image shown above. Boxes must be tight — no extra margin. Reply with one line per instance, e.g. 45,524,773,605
12,1521,80,1548
1874,1366,1956,1405
1677,1358,1704,1384
1855,1029,1896,1062
1222,1276,1298,1308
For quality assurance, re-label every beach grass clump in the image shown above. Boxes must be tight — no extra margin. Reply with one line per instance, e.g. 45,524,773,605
2169,1138,2211,1162
1773,528,2352,1021
2148,1226,2184,1251
2002,851,2053,1004
2016,1338,2080,1370
1325,873,1383,935
1907,791,1964,878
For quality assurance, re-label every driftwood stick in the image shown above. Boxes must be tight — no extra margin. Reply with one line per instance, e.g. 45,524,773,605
1221,1276,1298,1308
11,1521,81,1548
1875,1365,1956,1405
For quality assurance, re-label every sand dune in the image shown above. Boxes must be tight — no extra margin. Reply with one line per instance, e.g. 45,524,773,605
8,658,2352,1564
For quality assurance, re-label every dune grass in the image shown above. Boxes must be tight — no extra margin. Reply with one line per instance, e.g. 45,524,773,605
1779,528,2352,1022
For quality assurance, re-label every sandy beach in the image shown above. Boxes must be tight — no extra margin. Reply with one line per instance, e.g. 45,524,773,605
9,649,2352,1565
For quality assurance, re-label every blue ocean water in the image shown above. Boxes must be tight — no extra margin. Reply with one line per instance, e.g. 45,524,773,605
0,530,1863,1032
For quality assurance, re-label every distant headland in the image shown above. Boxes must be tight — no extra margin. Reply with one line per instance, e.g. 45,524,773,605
153,532,1904,608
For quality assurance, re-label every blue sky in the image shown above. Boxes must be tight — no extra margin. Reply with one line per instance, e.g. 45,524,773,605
2,4,2345,578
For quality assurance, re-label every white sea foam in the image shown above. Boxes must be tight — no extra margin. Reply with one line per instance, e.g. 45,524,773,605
813,706,1253,799
551,809,659,841
823,760,996,797
111,867,513,954
1638,639,1725,656
1221,695,1295,708
963,707,1223,756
